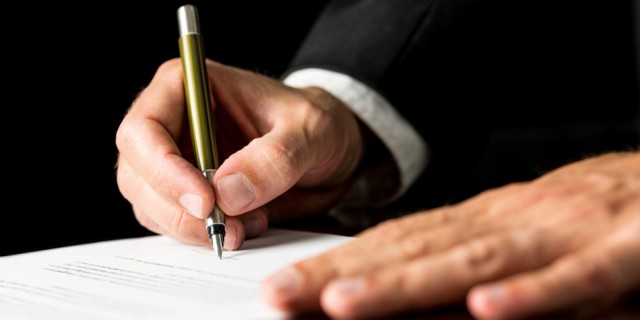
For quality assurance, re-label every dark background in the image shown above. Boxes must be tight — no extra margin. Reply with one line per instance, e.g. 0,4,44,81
2,1,329,256
3,1,639,257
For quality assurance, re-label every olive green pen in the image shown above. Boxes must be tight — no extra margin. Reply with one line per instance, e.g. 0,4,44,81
177,4,225,259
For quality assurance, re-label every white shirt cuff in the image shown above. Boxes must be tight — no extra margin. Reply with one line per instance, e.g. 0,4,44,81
283,68,429,201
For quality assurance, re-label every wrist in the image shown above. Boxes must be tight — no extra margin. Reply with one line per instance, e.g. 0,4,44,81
296,86,365,188
327,117,402,230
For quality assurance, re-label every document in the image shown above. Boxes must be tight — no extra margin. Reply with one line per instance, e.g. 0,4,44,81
0,229,353,320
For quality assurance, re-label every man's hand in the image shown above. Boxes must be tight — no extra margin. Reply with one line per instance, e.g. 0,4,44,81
261,151,640,319
116,58,363,251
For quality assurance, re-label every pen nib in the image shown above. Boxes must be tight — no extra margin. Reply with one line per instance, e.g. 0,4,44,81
211,233,224,260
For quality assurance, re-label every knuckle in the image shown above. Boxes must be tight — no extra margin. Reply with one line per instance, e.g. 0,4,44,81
457,236,503,280
168,206,205,244
397,236,431,259
254,138,299,184
115,161,147,210
395,273,418,309
368,219,406,242
115,159,132,196
115,120,135,151
132,206,156,232
168,207,190,238
555,199,612,225
157,58,183,76
463,238,496,266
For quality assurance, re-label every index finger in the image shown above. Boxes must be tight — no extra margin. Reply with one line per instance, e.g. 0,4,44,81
116,58,216,219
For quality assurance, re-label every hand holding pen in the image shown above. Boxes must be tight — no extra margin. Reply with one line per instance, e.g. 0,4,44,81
115,7,364,253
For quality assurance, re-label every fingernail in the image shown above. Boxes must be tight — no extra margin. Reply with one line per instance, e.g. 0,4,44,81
468,285,510,320
330,278,365,297
265,268,302,296
179,193,205,218
217,173,256,211
476,284,507,305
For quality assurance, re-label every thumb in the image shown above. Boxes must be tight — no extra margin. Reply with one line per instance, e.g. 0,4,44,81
213,130,316,216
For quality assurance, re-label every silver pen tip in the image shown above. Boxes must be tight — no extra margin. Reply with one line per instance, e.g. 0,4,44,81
211,234,224,259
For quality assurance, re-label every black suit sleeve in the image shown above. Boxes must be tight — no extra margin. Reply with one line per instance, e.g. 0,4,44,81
285,0,640,212
284,0,501,211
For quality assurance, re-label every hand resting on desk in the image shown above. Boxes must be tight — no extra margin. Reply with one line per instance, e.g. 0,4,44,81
261,151,640,320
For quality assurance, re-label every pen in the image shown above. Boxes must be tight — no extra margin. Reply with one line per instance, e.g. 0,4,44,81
177,4,226,259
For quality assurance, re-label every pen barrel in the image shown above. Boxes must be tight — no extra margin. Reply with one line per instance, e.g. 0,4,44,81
178,5,226,259
203,169,226,226
179,33,219,170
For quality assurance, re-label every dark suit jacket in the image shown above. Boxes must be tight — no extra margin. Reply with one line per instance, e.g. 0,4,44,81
284,0,640,217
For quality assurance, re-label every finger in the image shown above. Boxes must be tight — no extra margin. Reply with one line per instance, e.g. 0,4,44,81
222,210,269,251
133,179,209,246
260,179,622,314
131,204,163,235
118,150,258,252
116,156,167,237
214,131,319,215
129,180,252,255
117,151,215,247
237,209,269,239
115,58,215,220
316,227,583,319
343,204,517,272
467,211,640,320
259,208,490,312
116,154,146,209
208,70,363,217
261,233,369,312
219,216,244,251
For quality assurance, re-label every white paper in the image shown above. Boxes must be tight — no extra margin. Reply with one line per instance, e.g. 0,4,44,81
0,229,353,320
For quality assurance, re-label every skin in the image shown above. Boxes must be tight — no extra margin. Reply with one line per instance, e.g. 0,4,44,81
115,58,363,251
260,151,640,319
117,58,640,319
